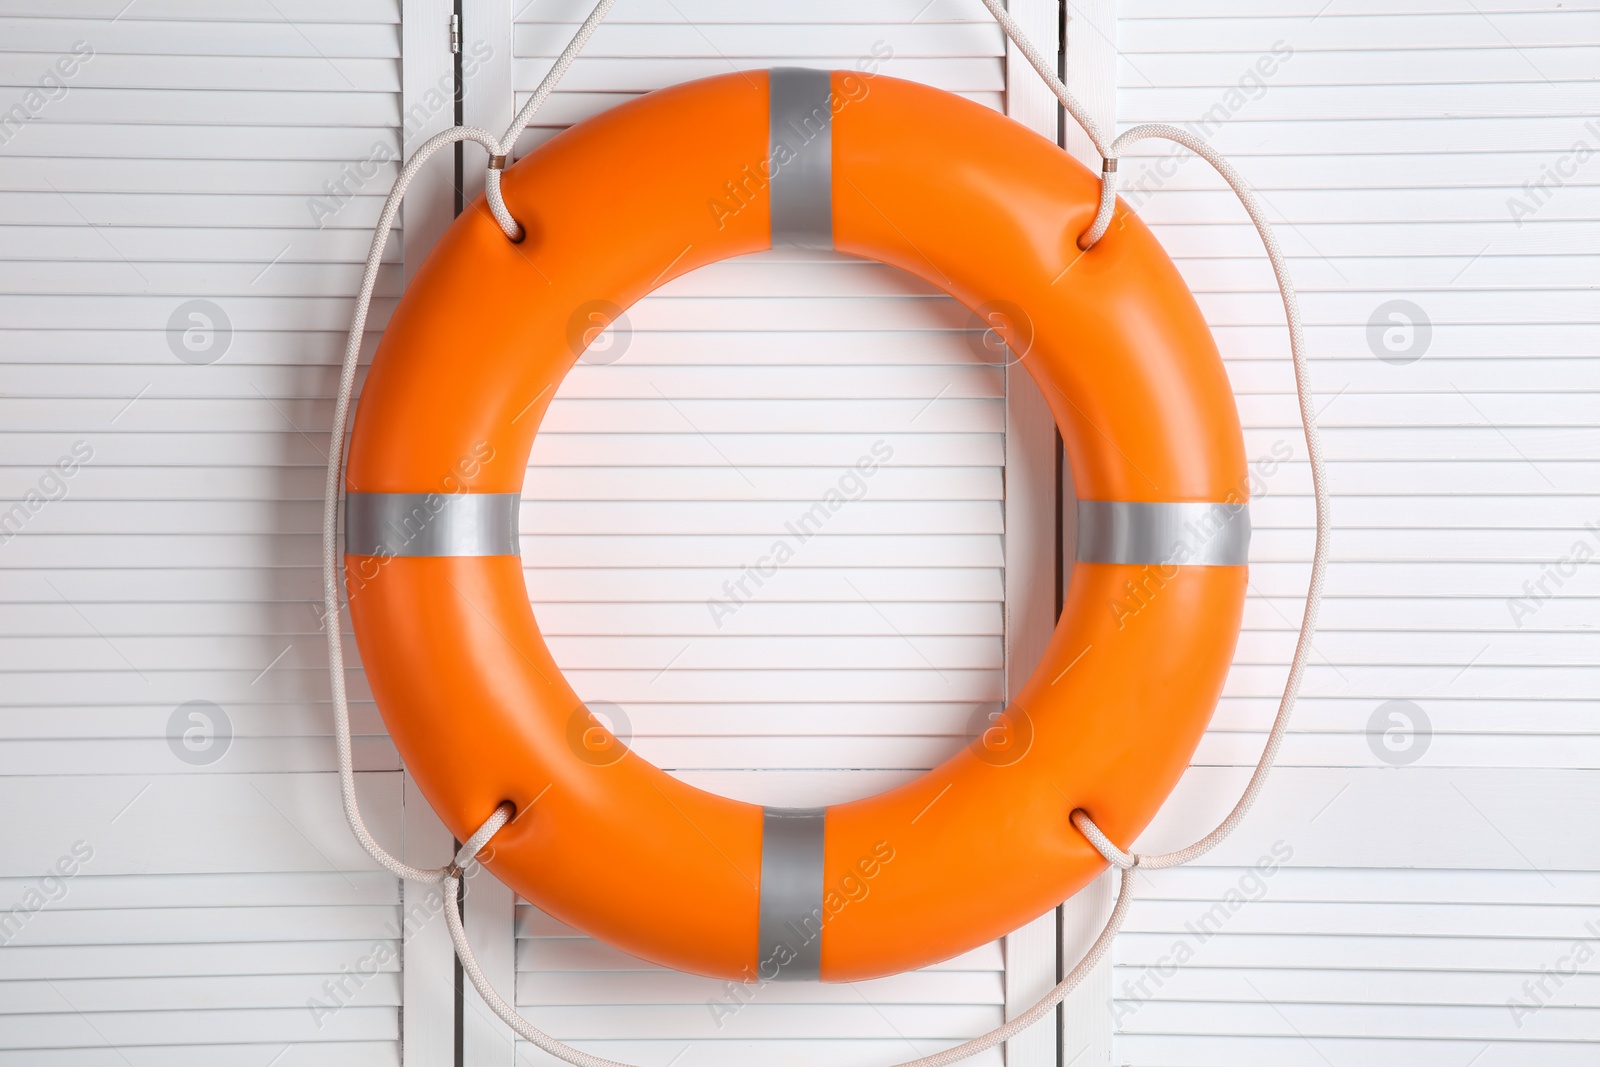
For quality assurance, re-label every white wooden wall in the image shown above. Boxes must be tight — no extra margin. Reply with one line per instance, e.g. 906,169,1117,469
4,1,1599,1066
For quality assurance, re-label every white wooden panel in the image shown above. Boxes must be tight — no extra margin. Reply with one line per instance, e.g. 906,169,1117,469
1112,2,1600,1063
0,2,412,1062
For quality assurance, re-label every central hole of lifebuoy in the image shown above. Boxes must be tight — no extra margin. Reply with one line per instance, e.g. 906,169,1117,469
525,250,1027,807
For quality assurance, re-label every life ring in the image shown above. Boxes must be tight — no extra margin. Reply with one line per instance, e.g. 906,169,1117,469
343,69,1249,983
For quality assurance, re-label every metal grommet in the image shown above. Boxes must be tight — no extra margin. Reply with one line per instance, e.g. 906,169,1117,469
488,154,508,171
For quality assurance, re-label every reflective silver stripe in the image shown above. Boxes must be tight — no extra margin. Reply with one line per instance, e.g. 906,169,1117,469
757,806,825,981
345,492,521,557
1076,500,1250,567
768,68,833,250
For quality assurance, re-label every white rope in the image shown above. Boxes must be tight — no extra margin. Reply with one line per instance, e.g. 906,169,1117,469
1070,809,1138,870
323,122,503,886
977,0,1108,158
483,0,618,241
1079,122,1330,872
322,2,1329,1060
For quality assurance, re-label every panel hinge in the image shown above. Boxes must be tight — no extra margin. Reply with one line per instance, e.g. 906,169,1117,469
449,13,461,54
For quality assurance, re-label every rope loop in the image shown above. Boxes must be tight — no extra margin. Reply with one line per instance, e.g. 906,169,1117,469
1070,809,1140,870
1079,161,1120,250
455,801,516,870
480,0,618,242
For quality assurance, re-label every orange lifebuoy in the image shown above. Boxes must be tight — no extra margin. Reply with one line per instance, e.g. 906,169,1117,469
344,70,1249,982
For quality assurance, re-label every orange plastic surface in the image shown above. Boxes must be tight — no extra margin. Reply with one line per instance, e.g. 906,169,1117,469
345,70,1248,982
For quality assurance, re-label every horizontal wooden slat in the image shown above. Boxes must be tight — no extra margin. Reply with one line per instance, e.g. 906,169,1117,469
511,56,1002,94
1115,1036,1595,1067
0,973,400,1015
4,905,402,946
20,88,399,125
0,868,396,904
0,0,398,19
1120,47,1600,86
0,18,398,56
0,1005,394,1048
1120,13,1600,50
515,968,1001,1005
0,54,400,91
513,1040,1003,1067
0,1046,397,1067
512,22,1002,56
523,0,995,21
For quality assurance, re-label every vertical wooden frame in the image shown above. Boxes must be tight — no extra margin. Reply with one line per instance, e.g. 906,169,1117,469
1058,2,1119,1063
401,775,458,1066
400,1,462,1062
402,0,460,283
458,2,520,1062
1063,0,1118,171
1002,2,1066,1065
461,0,516,203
